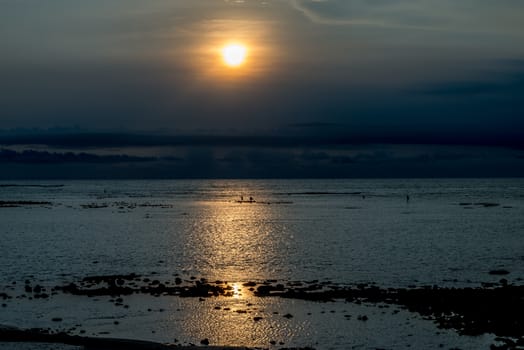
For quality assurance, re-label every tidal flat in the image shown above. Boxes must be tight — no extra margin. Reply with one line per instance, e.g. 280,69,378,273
1,179,523,349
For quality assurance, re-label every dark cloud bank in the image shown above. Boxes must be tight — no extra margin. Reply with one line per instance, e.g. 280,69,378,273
0,131,523,179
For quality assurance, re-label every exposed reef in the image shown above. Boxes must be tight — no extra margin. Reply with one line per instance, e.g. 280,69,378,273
3,275,524,349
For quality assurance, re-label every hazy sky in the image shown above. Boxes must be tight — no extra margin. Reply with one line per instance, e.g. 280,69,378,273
1,0,523,178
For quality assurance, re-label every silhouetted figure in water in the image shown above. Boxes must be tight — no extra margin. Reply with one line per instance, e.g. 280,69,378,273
240,196,244,201
362,195,366,199
406,194,410,203
249,196,254,202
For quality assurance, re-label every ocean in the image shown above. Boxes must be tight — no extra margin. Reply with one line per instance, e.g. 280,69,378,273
1,179,523,349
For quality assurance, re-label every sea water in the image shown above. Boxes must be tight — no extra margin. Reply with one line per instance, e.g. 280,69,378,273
1,179,523,349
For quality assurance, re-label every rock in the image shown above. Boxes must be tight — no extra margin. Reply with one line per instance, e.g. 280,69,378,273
253,317,263,322
283,313,293,319
476,202,500,208
51,317,63,322
489,269,510,275
256,285,273,296
200,338,209,345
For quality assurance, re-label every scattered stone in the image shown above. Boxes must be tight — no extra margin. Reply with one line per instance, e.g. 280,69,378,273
200,338,209,345
489,270,510,275
475,202,500,208
0,201,52,208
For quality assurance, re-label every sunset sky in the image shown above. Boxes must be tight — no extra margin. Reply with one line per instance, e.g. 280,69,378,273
1,0,523,178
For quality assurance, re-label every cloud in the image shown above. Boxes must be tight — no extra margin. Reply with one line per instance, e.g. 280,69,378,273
290,0,524,36
414,70,524,97
0,149,157,164
1,0,523,145
1,130,524,150
0,144,522,179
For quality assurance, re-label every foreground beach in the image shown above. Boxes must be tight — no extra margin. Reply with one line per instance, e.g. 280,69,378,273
0,325,287,350
2,273,524,349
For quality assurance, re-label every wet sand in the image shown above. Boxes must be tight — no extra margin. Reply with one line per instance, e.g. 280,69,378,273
0,326,276,350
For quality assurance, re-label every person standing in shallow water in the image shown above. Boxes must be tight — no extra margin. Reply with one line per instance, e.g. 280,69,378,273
406,194,410,203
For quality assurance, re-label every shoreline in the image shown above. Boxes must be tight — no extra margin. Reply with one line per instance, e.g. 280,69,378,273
0,326,288,350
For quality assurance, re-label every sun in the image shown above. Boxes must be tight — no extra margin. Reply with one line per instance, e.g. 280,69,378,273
221,44,247,67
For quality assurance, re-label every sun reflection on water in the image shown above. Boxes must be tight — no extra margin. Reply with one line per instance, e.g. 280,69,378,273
231,283,242,298
173,185,295,347
188,193,285,282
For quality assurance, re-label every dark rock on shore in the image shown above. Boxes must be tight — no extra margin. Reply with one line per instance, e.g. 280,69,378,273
0,201,52,208
489,270,510,275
